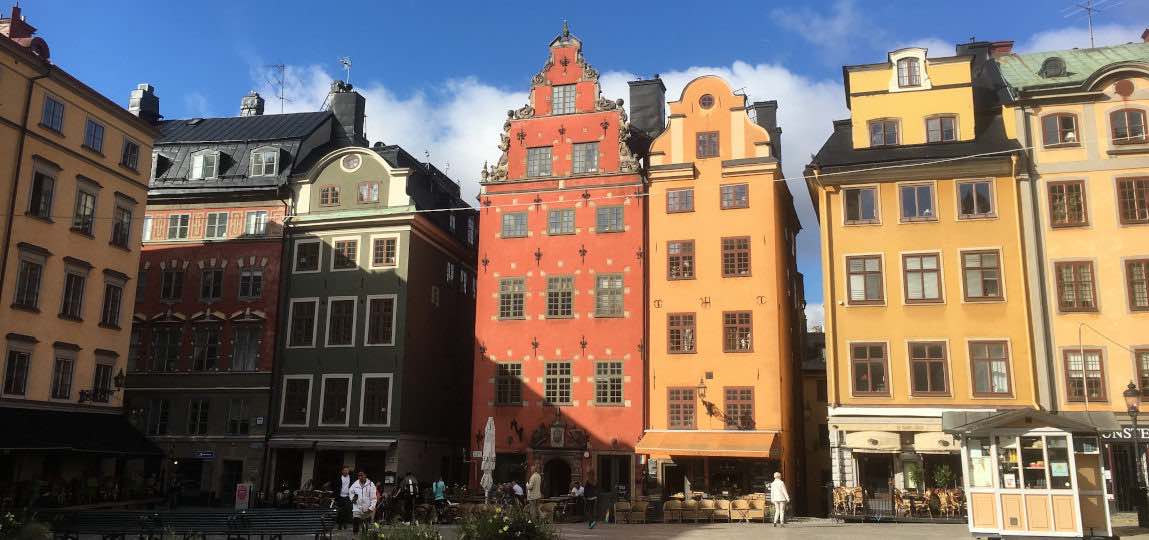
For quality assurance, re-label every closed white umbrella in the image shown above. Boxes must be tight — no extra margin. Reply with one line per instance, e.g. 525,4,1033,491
480,417,496,503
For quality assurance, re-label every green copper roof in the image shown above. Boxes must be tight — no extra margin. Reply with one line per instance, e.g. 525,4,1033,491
292,205,417,223
995,42,1149,90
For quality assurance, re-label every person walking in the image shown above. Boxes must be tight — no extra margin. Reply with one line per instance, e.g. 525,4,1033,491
334,466,353,530
583,475,599,529
400,472,419,523
350,471,377,533
770,472,791,527
432,475,447,523
526,464,543,521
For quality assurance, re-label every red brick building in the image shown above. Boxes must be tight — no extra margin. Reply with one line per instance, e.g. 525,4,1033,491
471,24,654,497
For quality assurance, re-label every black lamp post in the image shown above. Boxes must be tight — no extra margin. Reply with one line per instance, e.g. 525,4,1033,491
1123,381,1149,527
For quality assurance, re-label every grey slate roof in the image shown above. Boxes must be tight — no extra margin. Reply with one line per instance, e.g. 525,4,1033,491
156,111,331,143
810,113,1020,170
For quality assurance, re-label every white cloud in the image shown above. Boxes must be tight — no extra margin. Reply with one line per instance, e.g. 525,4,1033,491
182,91,212,118
771,0,870,63
891,38,955,58
1018,24,1145,53
805,303,825,332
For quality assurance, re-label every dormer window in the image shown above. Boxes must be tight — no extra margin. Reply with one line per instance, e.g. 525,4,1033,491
1041,114,1078,147
869,119,899,146
552,84,576,115
926,115,957,143
191,152,220,180
250,149,278,176
897,58,921,88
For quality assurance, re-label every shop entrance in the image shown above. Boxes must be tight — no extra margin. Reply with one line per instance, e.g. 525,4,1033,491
313,451,344,491
597,455,631,497
273,449,303,491
542,458,571,497
857,453,892,493
220,460,243,505
1109,441,1138,512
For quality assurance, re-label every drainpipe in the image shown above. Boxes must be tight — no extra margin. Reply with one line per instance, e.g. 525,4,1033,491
0,69,50,297
260,192,294,500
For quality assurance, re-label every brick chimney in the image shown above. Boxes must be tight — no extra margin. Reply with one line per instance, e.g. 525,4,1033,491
749,100,782,160
0,5,35,40
990,40,1014,58
129,83,161,123
328,80,367,146
240,91,265,117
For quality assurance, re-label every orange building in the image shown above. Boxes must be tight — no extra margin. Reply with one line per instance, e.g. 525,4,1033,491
635,76,804,498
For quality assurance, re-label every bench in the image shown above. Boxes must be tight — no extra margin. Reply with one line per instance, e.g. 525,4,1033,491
44,509,336,540
225,508,336,540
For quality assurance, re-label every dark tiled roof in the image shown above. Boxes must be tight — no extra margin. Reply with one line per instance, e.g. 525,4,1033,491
811,113,1020,170
156,111,332,143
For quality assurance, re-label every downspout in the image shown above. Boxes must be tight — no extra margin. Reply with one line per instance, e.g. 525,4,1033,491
813,169,840,408
640,151,651,496
0,69,50,296
260,192,294,499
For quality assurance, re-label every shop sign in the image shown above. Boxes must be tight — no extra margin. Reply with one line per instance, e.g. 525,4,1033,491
1102,427,1149,440
194,451,216,459
235,483,252,510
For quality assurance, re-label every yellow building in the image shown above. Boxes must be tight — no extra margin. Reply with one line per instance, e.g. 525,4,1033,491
635,76,804,499
997,38,1149,515
0,6,159,503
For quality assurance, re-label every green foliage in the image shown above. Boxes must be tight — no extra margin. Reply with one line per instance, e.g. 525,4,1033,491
0,513,51,540
458,505,559,540
359,521,442,540
933,464,955,488
904,462,921,490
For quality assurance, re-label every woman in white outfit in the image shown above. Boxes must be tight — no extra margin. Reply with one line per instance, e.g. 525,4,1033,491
769,472,790,527
350,471,378,533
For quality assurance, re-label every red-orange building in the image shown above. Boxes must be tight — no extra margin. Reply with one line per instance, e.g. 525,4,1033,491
471,24,655,497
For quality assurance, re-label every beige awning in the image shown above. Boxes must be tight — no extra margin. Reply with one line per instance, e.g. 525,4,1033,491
913,431,958,454
635,431,779,459
844,431,900,453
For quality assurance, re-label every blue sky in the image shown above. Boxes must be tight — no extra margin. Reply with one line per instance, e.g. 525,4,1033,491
28,0,1148,327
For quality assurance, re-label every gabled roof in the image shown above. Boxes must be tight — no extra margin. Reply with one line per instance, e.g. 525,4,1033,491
996,42,1149,92
810,113,1020,170
157,111,332,143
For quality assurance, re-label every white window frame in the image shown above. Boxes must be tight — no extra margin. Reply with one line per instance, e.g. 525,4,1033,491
250,148,278,177
330,236,360,272
324,296,358,348
365,293,399,346
286,298,319,349
292,238,322,274
142,215,154,242
191,152,220,180
318,373,353,427
167,214,190,240
279,374,312,427
369,233,401,269
359,373,394,427
205,211,229,239
244,210,269,235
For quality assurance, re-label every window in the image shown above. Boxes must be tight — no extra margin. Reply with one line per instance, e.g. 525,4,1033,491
449,213,457,232
191,153,219,180
51,356,73,399
899,183,935,221
696,131,719,158
187,399,210,435
1055,261,1097,312
160,269,183,301
667,240,695,280
319,185,340,206
365,295,397,345
100,282,123,327
13,257,43,310
1048,181,1087,227
281,377,311,426
845,256,883,304
111,205,132,247
466,217,475,246
844,187,878,223
1117,177,1149,225
903,253,942,303
320,376,350,425
668,313,696,354
141,215,154,242
244,211,269,235
145,399,171,435
84,119,105,152
495,364,522,406
527,147,552,177
332,239,358,270
723,311,753,352
231,325,260,371
362,375,392,425
544,362,572,405
191,326,221,371
699,94,715,109
909,342,948,395
167,214,190,239
572,142,599,174
667,188,694,213
958,180,994,218
498,278,525,319
41,95,64,131
594,362,623,405
238,269,263,299
371,236,398,267
127,329,141,370
596,206,623,233
1042,114,1078,146
121,139,140,170
547,208,575,235
851,343,888,395
502,212,527,238
970,341,1011,396
668,388,696,429
1137,350,1149,400
226,399,250,435
962,250,1003,301
326,298,357,347
288,299,318,347
595,274,623,317
357,182,380,203
3,350,30,396
250,149,278,176
294,240,321,272
1111,109,1147,144
200,268,223,300
205,212,228,239
897,57,921,87
720,184,749,209
27,172,54,219
869,119,899,146
724,387,754,430
926,115,957,143
150,327,181,372
546,276,573,318
91,362,112,403
60,271,86,320
1063,349,1108,402
552,84,576,115
72,189,96,235
1128,259,1149,311
721,237,751,277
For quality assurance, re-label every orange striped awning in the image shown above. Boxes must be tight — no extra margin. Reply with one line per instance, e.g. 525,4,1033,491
635,430,779,459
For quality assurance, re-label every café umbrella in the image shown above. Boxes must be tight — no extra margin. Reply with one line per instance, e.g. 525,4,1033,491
480,416,496,503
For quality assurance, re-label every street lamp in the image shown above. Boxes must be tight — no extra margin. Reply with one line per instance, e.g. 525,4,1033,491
1123,381,1149,527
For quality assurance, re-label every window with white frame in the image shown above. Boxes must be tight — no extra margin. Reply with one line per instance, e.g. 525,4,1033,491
365,295,397,346
280,376,311,426
238,269,263,299
191,152,220,180
250,149,278,176
371,235,399,267
325,297,357,347
205,212,229,239
287,299,318,347
244,211,269,235
320,375,351,425
293,240,321,272
167,214,190,239
361,374,392,425
332,238,359,270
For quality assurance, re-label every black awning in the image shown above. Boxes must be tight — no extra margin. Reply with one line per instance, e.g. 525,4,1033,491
0,406,162,455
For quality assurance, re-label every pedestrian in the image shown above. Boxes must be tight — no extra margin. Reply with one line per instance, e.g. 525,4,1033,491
583,474,598,529
770,472,791,527
334,466,353,530
511,479,525,506
400,472,419,523
350,470,377,533
526,464,542,521
166,475,181,509
374,480,388,524
432,475,447,523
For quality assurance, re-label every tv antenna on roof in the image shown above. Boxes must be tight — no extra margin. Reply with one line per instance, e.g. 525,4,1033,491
339,57,353,85
1063,0,1122,48
264,64,294,114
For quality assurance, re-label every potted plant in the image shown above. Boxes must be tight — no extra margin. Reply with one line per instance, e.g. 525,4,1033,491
933,464,955,489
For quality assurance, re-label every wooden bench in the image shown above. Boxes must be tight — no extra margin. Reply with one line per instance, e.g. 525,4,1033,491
226,508,336,540
44,508,336,540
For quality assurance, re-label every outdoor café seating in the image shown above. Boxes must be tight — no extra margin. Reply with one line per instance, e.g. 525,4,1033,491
628,500,649,523
662,499,683,522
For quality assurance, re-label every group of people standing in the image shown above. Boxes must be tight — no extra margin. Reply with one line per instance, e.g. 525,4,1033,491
331,467,446,531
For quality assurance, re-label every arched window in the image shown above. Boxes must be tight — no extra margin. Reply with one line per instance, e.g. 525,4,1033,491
897,58,921,87
1111,109,1147,145
1041,114,1078,146
320,185,340,206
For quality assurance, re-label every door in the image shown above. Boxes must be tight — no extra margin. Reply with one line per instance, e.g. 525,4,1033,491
273,449,303,490
664,463,685,496
314,450,344,491
597,455,632,498
1109,442,1137,512
221,460,244,505
857,454,892,493
543,458,571,497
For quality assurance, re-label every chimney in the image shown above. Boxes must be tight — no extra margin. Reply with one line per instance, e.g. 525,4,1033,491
128,83,161,123
0,5,36,40
628,76,667,141
989,40,1015,58
749,100,782,160
240,91,265,117
328,80,367,146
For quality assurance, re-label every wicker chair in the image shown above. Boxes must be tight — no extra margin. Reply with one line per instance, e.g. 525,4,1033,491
539,502,557,522
914,489,933,518
629,500,649,523
712,499,732,522
698,499,717,522
730,499,751,522
748,498,768,522
662,499,683,523
613,501,632,524
893,489,912,517
682,499,701,522
850,487,865,515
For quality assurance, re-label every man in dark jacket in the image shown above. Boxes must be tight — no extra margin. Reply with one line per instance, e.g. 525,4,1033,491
398,472,419,523
334,466,353,530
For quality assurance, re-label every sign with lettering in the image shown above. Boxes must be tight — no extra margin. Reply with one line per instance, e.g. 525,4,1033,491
235,483,251,510
195,451,216,459
1102,427,1149,440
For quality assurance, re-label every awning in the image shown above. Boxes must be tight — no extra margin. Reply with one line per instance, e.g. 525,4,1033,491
635,431,779,459
913,431,958,454
943,408,1120,435
0,406,161,455
844,430,901,453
